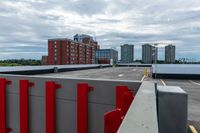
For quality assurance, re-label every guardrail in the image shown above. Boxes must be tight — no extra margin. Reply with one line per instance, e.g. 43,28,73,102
0,74,141,133
0,74,188,133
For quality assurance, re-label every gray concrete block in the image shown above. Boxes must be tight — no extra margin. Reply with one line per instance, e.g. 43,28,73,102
157,86,188,133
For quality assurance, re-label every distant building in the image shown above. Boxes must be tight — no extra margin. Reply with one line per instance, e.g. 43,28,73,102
121,44,134,63
142,44,158,64
74,34,96,44
41,55,48,65
48,35,100,65
165,44,176,63
95,49,118,64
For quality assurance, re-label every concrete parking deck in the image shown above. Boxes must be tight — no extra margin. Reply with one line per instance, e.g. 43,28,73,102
37,67,145,81
37,67,200,131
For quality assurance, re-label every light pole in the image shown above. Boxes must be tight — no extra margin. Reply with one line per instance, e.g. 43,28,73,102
152,43,158,79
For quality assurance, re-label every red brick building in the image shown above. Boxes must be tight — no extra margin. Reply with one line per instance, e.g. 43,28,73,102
48,35,99,65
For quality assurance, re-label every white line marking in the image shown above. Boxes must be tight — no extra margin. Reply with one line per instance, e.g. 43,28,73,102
189,80,200,86
132,69,136,71
160,79,166,86
140,75,146,82
118,74,124,77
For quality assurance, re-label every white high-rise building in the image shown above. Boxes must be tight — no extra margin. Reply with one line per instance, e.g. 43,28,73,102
165,44,176,63
142,44,158,64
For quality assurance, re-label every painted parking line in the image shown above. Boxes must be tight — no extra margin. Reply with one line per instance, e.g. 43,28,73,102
189,80,200,86
140,75,146,82
160,79,166,86
189,125,198,133
118,74,124,77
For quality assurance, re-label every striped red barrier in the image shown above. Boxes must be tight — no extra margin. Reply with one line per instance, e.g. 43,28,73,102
20,80,34,133
0,78,12,133
77,83,93,133
46,81,61,133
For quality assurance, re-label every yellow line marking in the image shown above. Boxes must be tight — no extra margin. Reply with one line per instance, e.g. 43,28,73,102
189,125,198,133
140,75,146,82
160,79,166,86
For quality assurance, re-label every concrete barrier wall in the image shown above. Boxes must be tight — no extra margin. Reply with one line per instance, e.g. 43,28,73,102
118,81,159,133
0,74,141,133
0,64,111,75
157,86,188,133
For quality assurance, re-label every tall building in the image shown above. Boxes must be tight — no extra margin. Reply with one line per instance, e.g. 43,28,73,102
74,34,94,44
41,55,48,65
142,44,158,64
121,44,134,63
165,44,176,64
95,49,118,64
48,35,100,65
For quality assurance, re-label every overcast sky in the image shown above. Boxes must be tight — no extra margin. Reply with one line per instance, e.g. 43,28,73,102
0,0,200,61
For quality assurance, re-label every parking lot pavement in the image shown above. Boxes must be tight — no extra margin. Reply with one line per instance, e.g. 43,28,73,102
37,66,200,130
144,77,200,131
163,79,200,123
37,67,145,81
143,77,164,86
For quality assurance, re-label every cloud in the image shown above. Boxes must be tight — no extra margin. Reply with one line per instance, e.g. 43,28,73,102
0,0,200,60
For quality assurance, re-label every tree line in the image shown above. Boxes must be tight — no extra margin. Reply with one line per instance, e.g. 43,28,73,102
0,59,41,66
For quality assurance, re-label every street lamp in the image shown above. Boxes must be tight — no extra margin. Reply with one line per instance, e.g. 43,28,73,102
152,43,158,79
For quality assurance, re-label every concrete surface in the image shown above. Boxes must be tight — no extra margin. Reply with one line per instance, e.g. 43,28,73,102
37,67,200,131
0,74,141,133
118,81,158,133
37,67,145,81
157,86,188,133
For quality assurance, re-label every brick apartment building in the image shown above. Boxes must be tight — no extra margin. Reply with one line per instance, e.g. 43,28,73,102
48,34,100,65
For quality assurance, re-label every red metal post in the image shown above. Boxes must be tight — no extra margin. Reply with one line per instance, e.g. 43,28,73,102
77,83,93,133
104,86,135,133
116,86,129,115
20,80,34,133
45,81,61,133
0,78,12,133
123,91,134,115
104,109,122,133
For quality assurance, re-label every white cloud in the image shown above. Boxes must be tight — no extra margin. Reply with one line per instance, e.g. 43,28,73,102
0,0,199,60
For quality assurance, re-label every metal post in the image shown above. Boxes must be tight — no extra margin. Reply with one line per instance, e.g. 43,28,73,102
45,81,61,133
77,83,93,133
0,78,12,133
20,80,34,133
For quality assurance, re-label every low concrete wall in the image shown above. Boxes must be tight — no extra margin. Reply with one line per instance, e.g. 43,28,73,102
117,63,152,67
152,64,200,79
0,64,111,75
152,73,200,79
118,81,159,133
0,74,141,133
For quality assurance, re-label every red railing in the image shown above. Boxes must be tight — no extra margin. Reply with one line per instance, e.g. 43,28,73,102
0,78,12,133
104,86,135,133
20,80,34,133
77,83,93,133
0,78,135,133
46,81,62,133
